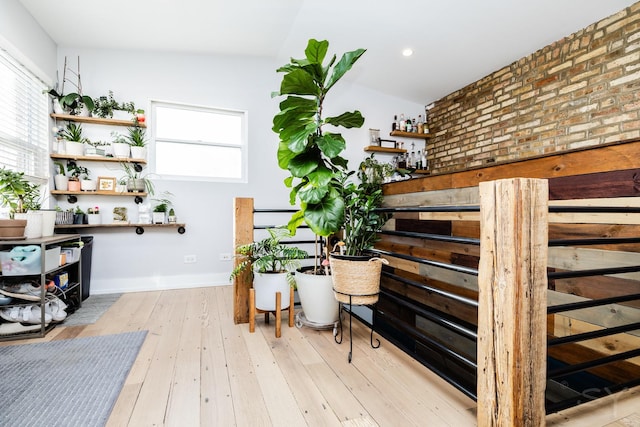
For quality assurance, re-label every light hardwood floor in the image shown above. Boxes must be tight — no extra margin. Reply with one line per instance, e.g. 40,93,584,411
5,286,640,426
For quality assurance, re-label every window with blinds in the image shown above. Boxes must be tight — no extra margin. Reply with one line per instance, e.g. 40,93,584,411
0,48,49,181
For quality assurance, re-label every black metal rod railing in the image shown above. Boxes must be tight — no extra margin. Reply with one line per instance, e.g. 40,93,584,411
548,321,640,347
382,288,478,342
379,229,480,245
383,270,478,308
370,248,479,276
548,265,640,280
547,293,640,314
548,348,640,379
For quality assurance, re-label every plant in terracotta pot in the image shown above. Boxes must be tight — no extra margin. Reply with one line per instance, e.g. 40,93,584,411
0,167,42,238
67,163,88,192
272,38,366,324
230,227,308,312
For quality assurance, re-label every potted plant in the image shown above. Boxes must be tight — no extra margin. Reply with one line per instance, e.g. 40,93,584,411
0,167,43,238
272,38,366,323
67,163,88,192
45,88,94,116
73,206,86,224
167,208,177,223
120,162,154,195
110,131,131,158
230,227,308,311
127,126,147,159
53,162,68,191
86,206,101,225
60,122,89,156
151,192,173,224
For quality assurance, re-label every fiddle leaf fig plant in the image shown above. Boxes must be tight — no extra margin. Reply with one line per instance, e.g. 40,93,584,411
272,38,366,237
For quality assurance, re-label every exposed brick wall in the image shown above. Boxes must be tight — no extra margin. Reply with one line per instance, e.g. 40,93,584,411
426,2,640,174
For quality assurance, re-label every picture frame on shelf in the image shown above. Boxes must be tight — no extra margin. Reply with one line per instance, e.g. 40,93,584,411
97,176,116,192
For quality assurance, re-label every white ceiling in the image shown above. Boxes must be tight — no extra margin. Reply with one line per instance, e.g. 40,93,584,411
19,0,638,105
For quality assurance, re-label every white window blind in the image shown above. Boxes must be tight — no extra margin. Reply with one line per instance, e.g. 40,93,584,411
0,48,49,180
152,101,247,182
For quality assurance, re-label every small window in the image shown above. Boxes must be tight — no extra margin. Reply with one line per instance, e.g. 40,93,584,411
0,48,48,181
151,101,247,182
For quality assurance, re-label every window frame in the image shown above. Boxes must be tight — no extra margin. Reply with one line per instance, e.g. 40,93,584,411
150,100,248,183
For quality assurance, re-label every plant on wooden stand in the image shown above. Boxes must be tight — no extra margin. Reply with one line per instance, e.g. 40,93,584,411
230,227,308,312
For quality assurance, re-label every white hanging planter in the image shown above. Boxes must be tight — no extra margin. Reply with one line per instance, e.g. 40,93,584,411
253,271,291,311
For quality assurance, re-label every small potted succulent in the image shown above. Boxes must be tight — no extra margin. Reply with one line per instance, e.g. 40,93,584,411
60,123,89,156
127,126,147,159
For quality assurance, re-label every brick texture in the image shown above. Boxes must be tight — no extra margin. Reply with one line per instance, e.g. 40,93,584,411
426,3,640,174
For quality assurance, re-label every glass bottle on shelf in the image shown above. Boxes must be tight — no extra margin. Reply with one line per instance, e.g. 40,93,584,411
405,117,412,133
416,150,422,169
399,113,406,132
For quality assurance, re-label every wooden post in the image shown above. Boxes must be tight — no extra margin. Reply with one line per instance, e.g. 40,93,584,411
234,197,254,324
477,178,548,427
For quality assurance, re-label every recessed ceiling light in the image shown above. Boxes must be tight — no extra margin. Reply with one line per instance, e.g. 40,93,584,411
402,48,413,57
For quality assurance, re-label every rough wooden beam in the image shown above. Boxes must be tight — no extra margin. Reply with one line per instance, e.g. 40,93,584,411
233,197,254,324
477,178,549,427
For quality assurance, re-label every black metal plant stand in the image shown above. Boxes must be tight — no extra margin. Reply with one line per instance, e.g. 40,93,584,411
333,293,381,363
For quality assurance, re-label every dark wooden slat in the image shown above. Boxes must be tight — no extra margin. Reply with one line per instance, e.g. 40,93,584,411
548,168,640,200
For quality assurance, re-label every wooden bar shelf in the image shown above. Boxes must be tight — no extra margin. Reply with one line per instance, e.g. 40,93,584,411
51,113,146,128
390,130,432,139
50,153,147,164
55,223,187,235
364,146,406,154
51,190,148,197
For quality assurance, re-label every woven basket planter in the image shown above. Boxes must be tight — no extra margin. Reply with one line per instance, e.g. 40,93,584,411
330,255,387,305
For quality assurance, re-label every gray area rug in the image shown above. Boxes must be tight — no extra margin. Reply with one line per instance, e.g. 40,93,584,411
0,330,147,427
63,293,122,327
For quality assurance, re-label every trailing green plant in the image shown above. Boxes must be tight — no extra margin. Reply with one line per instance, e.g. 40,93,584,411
60,123,89,143
54,162,65,176
93,90,136,118
45,89,94,115
0,167,41,215
272,38,366,238
127,126,147,147
120,162,155,195
229,227,309,285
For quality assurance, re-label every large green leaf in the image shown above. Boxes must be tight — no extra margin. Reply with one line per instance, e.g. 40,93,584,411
289,150,320,177
317,133,346,159
324,111,365,129
307,165,333,187
277,141,298,169
325,48,366,91
280,69,320,96
304,192,345,236
298,182,329,204
305,39,329,65
287,210,305,235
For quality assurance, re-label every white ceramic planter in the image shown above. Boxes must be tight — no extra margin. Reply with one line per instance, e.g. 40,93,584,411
38,210,56,237
130,146,146,159
65,141,85,157
54,174,68,191
253,271,291,311
152,212,165,224
112,142,130,158
295,269,339,325
14,212,43,239
80,179,96,191
87,213,101,225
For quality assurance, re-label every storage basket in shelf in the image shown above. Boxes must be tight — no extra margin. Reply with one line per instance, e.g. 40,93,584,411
329,255,388,305
55,211,74,225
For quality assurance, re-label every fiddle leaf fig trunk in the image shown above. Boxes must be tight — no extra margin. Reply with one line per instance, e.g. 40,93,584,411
272,39,366,237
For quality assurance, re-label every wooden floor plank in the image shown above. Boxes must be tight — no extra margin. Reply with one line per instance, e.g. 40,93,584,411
6,285,640,426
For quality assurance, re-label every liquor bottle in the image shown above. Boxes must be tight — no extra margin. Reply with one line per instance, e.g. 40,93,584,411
416,115,424,134
399,113,406,132
416,150,422,169
392,115,398,131
422,150,428,170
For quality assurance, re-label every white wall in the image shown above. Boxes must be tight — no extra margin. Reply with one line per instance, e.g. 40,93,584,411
2,1,422,294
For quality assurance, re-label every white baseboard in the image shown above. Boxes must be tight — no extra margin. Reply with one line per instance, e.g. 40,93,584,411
88,273,231,295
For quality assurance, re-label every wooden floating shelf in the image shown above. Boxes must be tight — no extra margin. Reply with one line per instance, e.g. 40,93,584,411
50,153,147,164
51,113,146,128
55,223,186,235
51,190,148,197
364,145,406,154
390,130,432,139
55,223,185,229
